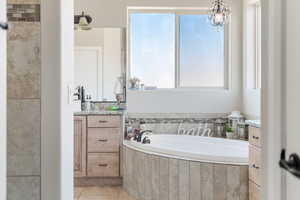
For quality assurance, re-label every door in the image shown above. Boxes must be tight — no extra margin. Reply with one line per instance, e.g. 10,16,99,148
0,0,7,199
74,47,103,102
282,1,300,199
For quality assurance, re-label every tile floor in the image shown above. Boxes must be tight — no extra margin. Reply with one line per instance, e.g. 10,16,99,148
75,186,137,200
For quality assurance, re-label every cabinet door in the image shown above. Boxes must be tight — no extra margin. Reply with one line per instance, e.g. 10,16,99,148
74,116,87,177
249,146,261,185
249,181,261,200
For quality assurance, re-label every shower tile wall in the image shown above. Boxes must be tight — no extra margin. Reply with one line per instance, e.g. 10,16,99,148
7,1,41,200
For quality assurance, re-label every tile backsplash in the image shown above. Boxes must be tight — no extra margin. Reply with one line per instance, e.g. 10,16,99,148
126,113,229,137
7,2,41,200
7,4,40,22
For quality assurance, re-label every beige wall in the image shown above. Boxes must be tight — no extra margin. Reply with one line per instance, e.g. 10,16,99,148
75,0,244,114
75,0,217,28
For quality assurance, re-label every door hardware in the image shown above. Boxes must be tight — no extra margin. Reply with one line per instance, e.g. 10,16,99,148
279,149,300,179
0,22,8,30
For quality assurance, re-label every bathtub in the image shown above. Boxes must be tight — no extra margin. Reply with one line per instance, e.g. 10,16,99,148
123,135,249,200
123,134,249,165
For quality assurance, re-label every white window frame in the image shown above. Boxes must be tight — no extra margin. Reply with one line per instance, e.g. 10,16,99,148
246,1,261,89
127,7,231,91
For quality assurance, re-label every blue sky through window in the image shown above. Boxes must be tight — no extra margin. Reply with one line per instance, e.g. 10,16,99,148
180,15,224,87
130,13,225,88
130,13,175,88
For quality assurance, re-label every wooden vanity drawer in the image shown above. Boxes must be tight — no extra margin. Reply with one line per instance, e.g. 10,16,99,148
249,127,261,147
87,153,119,177
88,128,120,153
249,146,261,185
88,115,120,128
249,181,261,200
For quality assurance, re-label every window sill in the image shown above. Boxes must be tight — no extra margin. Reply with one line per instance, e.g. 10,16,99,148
128,87,230,93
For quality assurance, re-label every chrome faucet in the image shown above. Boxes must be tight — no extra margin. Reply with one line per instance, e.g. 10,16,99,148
134,130,152,143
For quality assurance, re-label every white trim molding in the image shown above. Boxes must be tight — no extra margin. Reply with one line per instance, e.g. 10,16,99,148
261,0,285,199
0,0,7,199
127,7,231,90
41,0,74,199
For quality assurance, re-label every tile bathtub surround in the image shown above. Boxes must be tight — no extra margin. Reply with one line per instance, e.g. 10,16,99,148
8,0,40,4
123,146,249,200
7,22,41,99
7,99,41,176
7,2,41,200
7,4,40,22
7,176,40,200
126,113,228,137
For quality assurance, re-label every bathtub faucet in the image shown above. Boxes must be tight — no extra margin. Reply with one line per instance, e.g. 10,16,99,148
135,130,153,142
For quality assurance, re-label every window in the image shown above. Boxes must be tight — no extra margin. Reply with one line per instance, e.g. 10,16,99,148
129,9,227,89
179,15,225,87
130,13,175,88
246,2,261,89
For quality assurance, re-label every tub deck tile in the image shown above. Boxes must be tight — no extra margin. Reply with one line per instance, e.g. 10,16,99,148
201,163,214,200
226,165,240,200
178,160,190,200
144,154,152,200
159,157,169,200
189,162,201,200
151,155,160,200
213,164,227,200
239,166,249,200
169,159,179,200
123,145,249,200
137,152,146,200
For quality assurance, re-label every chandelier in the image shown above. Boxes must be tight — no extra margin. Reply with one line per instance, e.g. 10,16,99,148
208,0,231,29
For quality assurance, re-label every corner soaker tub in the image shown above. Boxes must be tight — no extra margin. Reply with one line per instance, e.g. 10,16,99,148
123,134,249,200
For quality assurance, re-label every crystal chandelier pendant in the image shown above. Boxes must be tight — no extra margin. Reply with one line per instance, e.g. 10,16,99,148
208,0,231,30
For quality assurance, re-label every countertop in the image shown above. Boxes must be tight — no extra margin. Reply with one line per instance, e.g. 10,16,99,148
246,120,261,128
74,110,125,116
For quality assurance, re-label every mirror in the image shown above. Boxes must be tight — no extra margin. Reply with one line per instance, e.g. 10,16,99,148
74,28,126,102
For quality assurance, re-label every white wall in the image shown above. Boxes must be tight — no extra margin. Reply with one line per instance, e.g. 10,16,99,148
242,0,261,119
75,0,244,114
41,0,74,199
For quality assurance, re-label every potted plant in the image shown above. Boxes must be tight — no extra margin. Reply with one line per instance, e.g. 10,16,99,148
226,126,234,139
128,77,140,89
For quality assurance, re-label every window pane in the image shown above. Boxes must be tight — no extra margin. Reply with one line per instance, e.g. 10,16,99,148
130,13,175,88
179,15,225,87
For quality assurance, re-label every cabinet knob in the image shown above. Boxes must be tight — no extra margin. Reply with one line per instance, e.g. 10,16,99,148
252,164,260,169
0,22,8,30
252,136,259,140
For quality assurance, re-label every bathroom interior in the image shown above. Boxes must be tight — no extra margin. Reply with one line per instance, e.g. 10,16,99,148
6,0,262,200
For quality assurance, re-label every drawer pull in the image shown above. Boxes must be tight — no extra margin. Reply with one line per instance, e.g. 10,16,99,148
98,139,108,142
98,164,108,167
98,120,108,123
252,136,260,140
252,164,260,169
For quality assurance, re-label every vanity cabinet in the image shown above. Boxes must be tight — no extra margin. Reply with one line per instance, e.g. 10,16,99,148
249,126,262,200
74,116,87,177
74,114,121,179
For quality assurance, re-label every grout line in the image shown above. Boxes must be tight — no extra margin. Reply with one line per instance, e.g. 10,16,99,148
7,98,41,100
7,175,41,177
